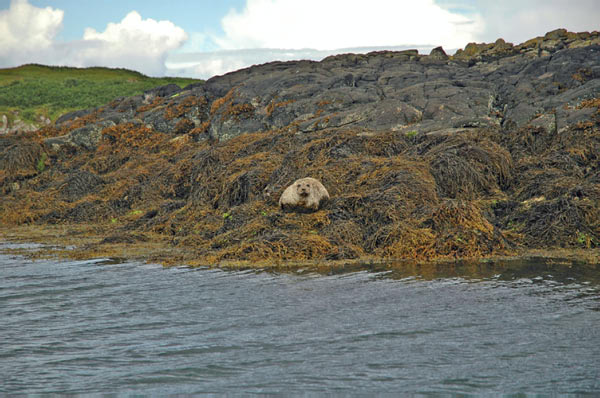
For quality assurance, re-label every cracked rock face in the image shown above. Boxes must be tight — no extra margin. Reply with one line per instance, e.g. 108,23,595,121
196,43,598,139
47,31,599,148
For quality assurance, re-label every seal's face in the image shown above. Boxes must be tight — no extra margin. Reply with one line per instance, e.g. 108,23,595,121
296,182,311,197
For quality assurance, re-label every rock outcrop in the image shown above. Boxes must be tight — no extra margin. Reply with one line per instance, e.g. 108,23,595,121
0,112,50,135
1,30,599,265
32,29,600,149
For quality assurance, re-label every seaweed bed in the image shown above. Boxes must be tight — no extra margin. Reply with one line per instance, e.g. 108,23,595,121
1,29,600,269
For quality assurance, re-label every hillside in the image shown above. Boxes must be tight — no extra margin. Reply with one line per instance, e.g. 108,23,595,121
0,64,201,134
1,29,599,268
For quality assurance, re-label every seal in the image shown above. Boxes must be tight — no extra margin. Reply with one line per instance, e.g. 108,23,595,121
279,177,330,212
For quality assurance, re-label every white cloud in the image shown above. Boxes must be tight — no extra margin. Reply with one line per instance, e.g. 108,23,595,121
0,0,187,76
172,0,599,79
2,0,597,80
215,0,483,51
475,0,600,44
77,11,188,75
166,45,437,79
83,11,187,58
164,0,479,79
0,0,63,52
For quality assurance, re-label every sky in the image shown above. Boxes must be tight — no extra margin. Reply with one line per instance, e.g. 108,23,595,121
0,0,599,79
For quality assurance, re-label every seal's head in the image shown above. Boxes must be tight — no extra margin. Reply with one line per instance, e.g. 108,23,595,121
296,181,311,197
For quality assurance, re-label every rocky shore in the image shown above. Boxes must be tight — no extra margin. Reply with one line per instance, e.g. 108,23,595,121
1,29,599,267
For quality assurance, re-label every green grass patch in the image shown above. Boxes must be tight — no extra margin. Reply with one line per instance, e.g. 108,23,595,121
36,152,47,173
576,231,598,248
0,64,202,125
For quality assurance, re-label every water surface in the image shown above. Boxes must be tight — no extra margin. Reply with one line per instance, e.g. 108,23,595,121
1,244,599,395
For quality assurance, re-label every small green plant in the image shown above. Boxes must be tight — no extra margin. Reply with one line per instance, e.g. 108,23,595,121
128,209,143,216
405,130,418,138
506,220,524,231
222,212,232,220
576,231,597,248
36,152,47,173
261,210,268,216
110,217,118,224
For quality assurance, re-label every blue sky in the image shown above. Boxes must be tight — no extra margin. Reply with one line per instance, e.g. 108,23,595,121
1,0,599,79
26,1,245,51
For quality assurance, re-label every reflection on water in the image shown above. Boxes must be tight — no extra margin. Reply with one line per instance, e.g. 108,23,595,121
1,245,599,395
326,257,600,285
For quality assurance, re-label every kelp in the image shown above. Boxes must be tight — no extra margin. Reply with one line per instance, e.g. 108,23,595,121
423,133,512,199
2,95,600,265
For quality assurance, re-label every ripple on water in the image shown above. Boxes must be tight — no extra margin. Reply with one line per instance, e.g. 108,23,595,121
1,248,600,394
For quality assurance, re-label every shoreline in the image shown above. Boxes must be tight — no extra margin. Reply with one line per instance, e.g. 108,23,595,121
2,224,598,274
2,33,599,266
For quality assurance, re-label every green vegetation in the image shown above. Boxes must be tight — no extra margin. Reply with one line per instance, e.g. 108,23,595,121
576,231,598,248
0,64,202,126
36,153,47,173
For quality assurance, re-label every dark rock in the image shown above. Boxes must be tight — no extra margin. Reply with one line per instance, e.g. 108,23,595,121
427,46,449,61
50,28,585,146
43,32,600,151
545,28,568,40
144,83,182,98
528,113,556,134
556,106,597,132
66,120,115,150
55,108,94,125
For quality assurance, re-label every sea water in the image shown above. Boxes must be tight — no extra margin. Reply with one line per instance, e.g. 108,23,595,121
1,243,599,395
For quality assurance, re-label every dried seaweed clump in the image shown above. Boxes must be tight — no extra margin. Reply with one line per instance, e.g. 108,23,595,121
425,136,512,199
58,170,105,202
503,196,599,248
425,200,508,257
0,137,46,191
164,95,207,120
99,122,166,152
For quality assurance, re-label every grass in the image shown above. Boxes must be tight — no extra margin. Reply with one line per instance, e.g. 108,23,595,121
35,153,47,173
576,231,598,248
0,64,202,126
